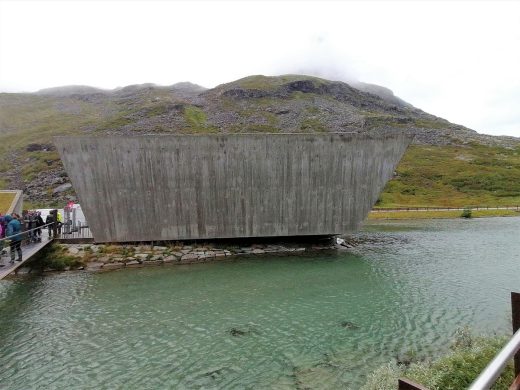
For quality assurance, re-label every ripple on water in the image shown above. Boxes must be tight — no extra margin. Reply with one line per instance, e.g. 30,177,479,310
1,218,520,388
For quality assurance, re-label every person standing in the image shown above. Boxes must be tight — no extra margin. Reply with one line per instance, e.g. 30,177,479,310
35,212,44,241
45,213,54,237
57,211,63,235
5,214,22,263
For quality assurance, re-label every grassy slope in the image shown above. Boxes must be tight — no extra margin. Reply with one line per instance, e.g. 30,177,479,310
0,94,99,150
368,209,519,220
0,192,15,214
379,144,520,208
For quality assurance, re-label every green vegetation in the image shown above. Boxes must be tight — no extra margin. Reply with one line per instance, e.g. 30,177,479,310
0,192,15,214
96,114,133,130
461,207,472,218
183,105,206,127
361,329,514,390
0,94,97,153
235,74,329,91
36,244,84,271
182,105,218,133
368,209,518,220
300,117,327,132
20,150,61,181
379,144,520,207
414,118,451,129
245,124,280,133
237,107,280,128
141,101,174,117
364,113,410,129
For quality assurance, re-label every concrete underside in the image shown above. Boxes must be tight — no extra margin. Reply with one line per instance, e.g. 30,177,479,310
55,133,411,243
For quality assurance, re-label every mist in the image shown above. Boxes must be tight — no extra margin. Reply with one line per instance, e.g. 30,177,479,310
1,0,519,137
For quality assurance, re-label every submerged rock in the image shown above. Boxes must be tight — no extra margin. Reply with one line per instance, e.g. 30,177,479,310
229,328,248,337
340,321,360,330
228,324,259,337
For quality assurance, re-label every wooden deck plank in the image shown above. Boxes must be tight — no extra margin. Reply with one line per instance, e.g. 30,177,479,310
0,237,53,280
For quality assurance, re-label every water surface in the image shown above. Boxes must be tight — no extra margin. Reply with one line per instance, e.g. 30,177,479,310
1,217,519,389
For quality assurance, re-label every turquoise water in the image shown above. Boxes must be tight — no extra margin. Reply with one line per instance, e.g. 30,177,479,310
1,217,519,389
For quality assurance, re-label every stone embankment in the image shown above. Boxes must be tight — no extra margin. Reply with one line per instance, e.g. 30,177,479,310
57,241,341,272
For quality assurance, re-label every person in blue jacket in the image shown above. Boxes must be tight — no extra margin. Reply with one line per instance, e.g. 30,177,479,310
5,214,22,263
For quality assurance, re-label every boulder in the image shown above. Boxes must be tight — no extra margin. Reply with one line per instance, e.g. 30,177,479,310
68,247,80,255
163,255,175,263
103,263,123,270
180,253,198,262
52,183,72,194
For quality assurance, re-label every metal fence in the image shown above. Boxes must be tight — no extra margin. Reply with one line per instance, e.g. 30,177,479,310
373,206,520,212
57,223,92,240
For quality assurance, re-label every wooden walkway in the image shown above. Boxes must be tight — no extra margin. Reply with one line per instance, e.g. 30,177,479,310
0,235,53,280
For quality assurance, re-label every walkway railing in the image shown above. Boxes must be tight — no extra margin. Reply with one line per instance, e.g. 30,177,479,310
399,292,520,390
0,222,54,266
1,222,55,246
57,224,92,240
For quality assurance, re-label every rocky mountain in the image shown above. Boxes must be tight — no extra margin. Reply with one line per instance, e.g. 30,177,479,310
0,74,518,207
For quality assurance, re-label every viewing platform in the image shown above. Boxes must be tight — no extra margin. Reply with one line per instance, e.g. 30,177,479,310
0,230,53,280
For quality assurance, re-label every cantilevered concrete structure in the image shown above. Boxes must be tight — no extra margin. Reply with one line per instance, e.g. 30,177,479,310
55,133,411,243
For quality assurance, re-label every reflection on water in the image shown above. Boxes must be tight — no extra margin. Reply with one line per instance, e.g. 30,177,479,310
1,217,519,389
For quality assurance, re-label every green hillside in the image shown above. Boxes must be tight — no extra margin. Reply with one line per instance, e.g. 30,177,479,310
0,75,518,208
380,144,520,207
0,192,15,214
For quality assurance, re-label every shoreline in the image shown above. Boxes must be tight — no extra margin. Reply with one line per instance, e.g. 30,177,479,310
11,241,345,276
368,208,520,220
8,211,519,275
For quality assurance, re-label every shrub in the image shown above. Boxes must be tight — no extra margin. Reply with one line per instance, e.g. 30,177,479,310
461,207,472,218
36,244,85,271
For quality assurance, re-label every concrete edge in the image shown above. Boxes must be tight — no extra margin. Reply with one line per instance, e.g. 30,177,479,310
53,131,414,142
1,190,23,215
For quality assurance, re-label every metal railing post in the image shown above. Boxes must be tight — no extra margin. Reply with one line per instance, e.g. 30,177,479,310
51,209,58,238
512,292,520,376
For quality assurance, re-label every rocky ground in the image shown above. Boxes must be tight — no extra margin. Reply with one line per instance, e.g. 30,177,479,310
12,240,352,274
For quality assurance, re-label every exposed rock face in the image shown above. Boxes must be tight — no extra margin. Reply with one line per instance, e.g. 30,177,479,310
52,183,72,194
1,74,518,206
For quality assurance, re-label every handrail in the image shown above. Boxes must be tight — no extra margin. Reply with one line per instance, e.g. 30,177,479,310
0,222,55,243
468,329,520,389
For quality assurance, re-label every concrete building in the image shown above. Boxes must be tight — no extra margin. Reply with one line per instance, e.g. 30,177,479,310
55,133,411,243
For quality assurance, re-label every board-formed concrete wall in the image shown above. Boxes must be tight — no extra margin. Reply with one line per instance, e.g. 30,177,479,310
55,133,411,242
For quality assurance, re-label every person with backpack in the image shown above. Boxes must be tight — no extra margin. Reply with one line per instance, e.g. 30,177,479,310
35,211,44,241
5,214,22,263
57,211,63,235
45,213,54,237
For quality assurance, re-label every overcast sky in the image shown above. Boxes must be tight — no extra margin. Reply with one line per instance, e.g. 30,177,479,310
1,0,519,137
